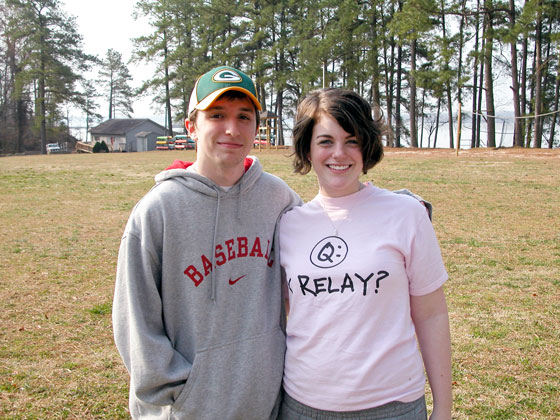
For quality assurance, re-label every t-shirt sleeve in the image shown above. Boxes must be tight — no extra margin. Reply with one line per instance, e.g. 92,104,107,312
406,210,448,296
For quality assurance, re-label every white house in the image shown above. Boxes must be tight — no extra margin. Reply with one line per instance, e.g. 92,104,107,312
90,119,168,152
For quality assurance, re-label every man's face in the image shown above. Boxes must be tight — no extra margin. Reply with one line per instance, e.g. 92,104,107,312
188,95,258,183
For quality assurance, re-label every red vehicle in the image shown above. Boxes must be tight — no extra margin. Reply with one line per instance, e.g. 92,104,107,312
253,139,268,147
174,135,195,150
156,136,173,150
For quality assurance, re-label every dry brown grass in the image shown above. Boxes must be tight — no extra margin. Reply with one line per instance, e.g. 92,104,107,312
1,148,558,419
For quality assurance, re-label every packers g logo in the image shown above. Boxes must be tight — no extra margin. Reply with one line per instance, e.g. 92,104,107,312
213,69,242,83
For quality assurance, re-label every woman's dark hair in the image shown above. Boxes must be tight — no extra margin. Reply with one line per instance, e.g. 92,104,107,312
292,88,385,175
189,90,260,128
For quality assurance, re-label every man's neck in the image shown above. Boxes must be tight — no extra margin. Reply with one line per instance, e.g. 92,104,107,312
193,161,245,187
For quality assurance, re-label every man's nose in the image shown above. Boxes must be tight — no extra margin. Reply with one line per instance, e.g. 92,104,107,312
225,118,240,137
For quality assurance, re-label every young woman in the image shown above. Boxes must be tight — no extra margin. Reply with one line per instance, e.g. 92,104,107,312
278,88,452,420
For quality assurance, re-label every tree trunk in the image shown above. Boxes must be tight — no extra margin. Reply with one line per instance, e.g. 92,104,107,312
371,72,382,121
508,0,523,147
382,2,395,147
86,98,90,140
395,43,402,148
409,39,418,148
533,0,543,148
456,0,467,148
7,38,25,154
16,99,25,154
548,60,560,148
434,97,441,148
446,86,454,148
382,41,394,147
39,34,47,154
108,77,113,120
521,33,529,146
163,29,173,136
420,89,426,148
525,42,537,147
483,2,496,148
276,89,284,145
370,21,382,121
440,0,454,148
472,0,481,148
476,37,486,148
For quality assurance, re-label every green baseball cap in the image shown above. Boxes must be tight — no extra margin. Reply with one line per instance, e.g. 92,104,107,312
188,66,262,116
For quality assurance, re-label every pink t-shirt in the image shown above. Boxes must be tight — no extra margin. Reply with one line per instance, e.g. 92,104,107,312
279,183,448,411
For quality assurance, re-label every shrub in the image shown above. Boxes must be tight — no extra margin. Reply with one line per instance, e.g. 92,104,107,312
93,141,109,153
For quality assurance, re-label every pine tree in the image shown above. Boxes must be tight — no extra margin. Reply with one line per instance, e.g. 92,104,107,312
6,0,91,153
79,79,102,140
98,49,134,119
390,0,437,147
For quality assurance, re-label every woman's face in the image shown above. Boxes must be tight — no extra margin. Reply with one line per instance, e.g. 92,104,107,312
309,113,364,198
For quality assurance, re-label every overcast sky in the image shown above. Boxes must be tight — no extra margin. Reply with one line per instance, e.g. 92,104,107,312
60,0,516,146
63,0,160,128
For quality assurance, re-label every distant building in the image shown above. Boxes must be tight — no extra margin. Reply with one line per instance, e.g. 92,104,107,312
89,119,169,152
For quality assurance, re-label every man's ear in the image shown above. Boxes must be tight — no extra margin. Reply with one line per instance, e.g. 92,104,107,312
185,119,197,139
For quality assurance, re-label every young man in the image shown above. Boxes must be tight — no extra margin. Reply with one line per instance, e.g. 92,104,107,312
113,66,302,419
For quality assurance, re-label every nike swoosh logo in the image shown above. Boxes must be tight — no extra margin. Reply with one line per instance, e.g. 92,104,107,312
229,275,246,285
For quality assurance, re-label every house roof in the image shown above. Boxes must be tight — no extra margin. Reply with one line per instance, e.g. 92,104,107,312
135,131,153,137
90,119,166,135
260,110,277,119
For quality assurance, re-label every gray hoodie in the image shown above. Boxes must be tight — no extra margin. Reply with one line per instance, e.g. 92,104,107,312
113,157,302,419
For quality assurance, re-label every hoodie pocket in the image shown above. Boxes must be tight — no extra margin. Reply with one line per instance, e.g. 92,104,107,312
171,327,286,420
170,351,203,413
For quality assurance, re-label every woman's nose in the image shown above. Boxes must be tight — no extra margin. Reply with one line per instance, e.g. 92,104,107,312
332,142,346,158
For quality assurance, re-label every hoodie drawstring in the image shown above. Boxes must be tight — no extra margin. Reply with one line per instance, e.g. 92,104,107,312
210,186,221,303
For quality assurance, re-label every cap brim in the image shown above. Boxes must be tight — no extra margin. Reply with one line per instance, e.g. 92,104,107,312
194,87,262,113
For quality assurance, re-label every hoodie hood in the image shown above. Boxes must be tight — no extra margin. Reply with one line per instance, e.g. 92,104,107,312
155,156,259,198
165,157,255,172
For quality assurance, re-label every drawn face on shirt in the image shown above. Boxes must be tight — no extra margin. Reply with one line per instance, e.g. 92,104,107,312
309,113,364,198
188,96,258,185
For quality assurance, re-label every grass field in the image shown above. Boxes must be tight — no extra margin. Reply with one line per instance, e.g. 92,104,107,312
1,148,559,419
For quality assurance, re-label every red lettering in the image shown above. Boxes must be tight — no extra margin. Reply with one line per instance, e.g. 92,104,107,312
237,237,248,258
215,245,226,266
264,239,270,260
184,265,204,287
250,237,264,257
201,254,212,276
225,239,236,261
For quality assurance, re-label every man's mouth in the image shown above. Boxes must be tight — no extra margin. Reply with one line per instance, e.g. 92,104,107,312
219,141,243,148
